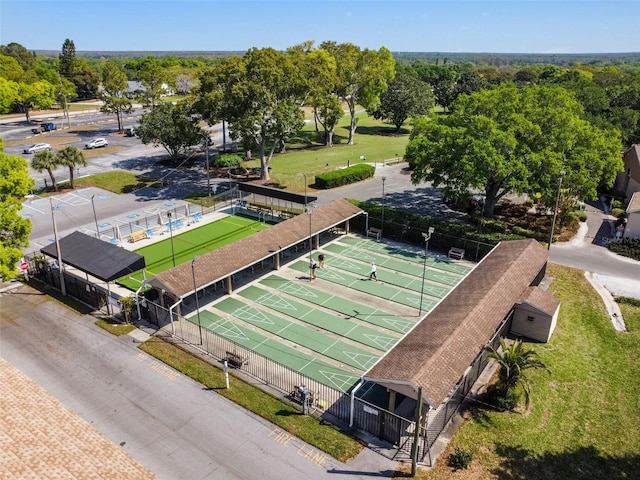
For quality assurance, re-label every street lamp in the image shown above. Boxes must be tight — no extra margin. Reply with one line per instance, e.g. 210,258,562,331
547,171,566,250
90,195,99,238
381,176,387,236
307,206,313,282
204,134,211,197
167,211,176,267
191,256,203,345
301,172,307,210
419,227,435,316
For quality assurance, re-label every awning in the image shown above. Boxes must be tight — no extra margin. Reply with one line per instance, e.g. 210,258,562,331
40,231,145,282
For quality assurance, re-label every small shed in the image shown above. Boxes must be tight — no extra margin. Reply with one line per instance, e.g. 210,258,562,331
511,286,561,342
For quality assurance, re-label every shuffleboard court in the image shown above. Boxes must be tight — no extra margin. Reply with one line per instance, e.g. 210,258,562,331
196,310,360,392
322,243,453,295
289,260,437,311
337,236,473,276
236,285,400,352
215,297,380,371
260,275,416,334
116,216,268,290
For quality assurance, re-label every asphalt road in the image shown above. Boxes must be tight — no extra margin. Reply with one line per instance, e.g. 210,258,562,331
0,286,398,479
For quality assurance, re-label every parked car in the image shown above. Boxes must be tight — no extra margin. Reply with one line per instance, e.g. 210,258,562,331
124,127,136,137
23,143,52,154
85,138,108,149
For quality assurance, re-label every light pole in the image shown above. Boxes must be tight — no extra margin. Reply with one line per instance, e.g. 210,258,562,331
301,172,307,211
547,171,566,250
381,176,387,236
204,134,211,197
49,198,66,296
91,195,99,238
191,256,203,345
419,227,435,316
167,211,176,267
307,206,313,282
364,211,369,234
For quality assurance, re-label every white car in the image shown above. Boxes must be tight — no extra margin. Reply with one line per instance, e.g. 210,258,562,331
23,143,51,154
85,138,108,149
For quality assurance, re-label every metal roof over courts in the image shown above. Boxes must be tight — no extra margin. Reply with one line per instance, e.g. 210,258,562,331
40,231,146,282
236,182,318,205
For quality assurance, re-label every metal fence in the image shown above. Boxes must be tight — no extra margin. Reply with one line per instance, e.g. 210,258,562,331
349,215,496,262
142,296,511,463
92,189,239,245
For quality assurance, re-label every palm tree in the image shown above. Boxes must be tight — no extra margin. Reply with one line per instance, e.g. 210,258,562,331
31,150,59,191
485,338,550,409
56,146,88,189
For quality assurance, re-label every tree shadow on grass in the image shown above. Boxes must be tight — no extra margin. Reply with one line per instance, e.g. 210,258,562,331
491,444,640,480
355,125,410,136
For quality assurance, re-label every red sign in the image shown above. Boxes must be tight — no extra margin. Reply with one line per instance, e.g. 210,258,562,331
19,261,29,271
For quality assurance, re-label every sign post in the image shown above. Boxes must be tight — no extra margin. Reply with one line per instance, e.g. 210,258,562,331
19,258,29,281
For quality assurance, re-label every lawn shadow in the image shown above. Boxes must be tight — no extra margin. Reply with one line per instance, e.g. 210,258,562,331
492,444,640,480
355,125,409,136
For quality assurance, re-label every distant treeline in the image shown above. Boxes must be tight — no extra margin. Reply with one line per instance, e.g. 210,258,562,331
32,50,640,66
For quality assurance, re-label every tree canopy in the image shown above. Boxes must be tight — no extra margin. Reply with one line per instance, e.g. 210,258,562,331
370,64,434,131
195,47,307,180
406,83,623,217
136,100,204,162
0,138,34,280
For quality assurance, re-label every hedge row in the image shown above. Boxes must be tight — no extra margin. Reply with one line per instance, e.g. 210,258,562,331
314,164,375,189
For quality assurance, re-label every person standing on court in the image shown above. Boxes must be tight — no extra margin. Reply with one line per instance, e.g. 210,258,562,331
318,253,325,268
310,259,318,280
369,262,377,281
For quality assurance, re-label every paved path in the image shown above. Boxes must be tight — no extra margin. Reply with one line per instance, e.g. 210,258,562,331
0,284,400,479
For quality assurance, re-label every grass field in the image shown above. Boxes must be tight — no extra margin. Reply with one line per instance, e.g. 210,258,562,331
408,264,640,479
116,215,269,291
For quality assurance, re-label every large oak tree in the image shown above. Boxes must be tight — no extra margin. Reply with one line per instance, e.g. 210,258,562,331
196,47,307,180
406,83,623,217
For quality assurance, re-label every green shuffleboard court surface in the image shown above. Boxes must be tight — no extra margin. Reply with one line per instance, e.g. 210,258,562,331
321,243,453,295
337,236,473,276
260,275,416,334
116,215,269,291
215,296,381,371
289,260,435,311
236,285,400,351
194,310,361,392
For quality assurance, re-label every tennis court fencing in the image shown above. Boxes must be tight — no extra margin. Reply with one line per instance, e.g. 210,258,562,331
93,189,241,245
142,298,507,464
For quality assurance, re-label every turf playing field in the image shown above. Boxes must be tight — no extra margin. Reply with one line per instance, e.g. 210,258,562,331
116,215,269,291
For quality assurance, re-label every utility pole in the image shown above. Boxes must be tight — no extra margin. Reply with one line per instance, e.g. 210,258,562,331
50,198,66,296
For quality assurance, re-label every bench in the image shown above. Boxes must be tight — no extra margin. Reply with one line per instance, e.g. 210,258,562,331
225,351,247,368
448,247,465,261
129,230,148,243
367,228,381,241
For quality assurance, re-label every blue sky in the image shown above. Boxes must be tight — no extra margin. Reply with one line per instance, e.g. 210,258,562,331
1,1,637,54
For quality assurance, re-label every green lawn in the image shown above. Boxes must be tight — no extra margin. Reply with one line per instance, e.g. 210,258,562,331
241,112,411,192
116,215,269,291
412,264,640,479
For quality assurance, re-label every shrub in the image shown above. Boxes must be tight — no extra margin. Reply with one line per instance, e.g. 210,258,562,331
315,164,375,189
449,447,474,470
611,199,623,210
212,153,242,168
611,208,625,218
616,296,640,307
608,240,640,261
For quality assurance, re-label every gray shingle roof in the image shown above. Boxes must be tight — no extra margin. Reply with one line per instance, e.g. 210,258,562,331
365,238,550,407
